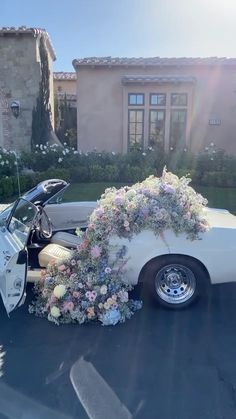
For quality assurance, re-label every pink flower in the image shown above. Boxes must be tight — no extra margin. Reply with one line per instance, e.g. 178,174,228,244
95,208,104,218
49,295,58,305
90,245,101,258
73,291,80,298
124,220,129,228
63,301,74,312
86,291,97,302
58,264,66,271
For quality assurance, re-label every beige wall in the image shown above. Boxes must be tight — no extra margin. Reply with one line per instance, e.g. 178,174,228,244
76,64,236,154
54,79,76,95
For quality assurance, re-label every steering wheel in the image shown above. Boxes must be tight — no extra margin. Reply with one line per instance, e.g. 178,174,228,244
37,207,53,239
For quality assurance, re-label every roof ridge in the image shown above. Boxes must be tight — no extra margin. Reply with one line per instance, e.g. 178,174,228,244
0,26,56,60
73,56,236,68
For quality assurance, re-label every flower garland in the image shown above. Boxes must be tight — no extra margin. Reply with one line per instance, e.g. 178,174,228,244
29,169,209,325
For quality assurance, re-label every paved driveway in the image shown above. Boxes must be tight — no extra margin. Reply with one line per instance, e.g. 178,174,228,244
0,283,236,419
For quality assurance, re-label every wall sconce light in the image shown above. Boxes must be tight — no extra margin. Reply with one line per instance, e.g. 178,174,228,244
10,101,20,118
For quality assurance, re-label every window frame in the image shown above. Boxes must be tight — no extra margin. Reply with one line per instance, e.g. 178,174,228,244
149,93,166,106
128,93,145,106
169,108,187,149
128,109,144,150
149,109,166,148
171,93,188,107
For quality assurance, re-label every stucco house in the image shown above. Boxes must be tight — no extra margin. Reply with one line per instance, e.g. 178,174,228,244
0,26,56,151
53,72,77,109
73,56,236,154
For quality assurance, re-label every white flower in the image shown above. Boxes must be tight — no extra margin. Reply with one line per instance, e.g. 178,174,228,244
100,285,108,295
210,142,214,147
170,147,173,151
58,157,63,163
53,284,66,298
40,144,43,150
50,306,60,318
35,144,39,148
5,160,9,164
65,148,69,154
111,151,116,155
62,150,66,156
142,152,146,156
0,161,4,166
42,151,46,155
74,151,78,154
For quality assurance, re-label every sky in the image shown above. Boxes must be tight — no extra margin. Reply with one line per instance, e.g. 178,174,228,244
1,0,236,71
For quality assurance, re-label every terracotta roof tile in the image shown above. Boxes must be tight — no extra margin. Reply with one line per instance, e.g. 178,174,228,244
122,75,196,84
0,26,56,60
54,72,77,80
73,56,236,68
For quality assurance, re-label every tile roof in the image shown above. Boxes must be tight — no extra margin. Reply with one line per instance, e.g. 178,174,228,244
54,72,77,80
73,56,236,68
0,26,56,60
122,75,196,84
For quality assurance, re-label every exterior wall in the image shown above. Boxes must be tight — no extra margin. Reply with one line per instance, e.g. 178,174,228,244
0,33,55,151
54,79,77,95
75,64,236,154
0,36,41,150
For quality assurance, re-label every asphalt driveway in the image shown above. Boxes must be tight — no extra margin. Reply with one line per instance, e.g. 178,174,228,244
1,282,236,419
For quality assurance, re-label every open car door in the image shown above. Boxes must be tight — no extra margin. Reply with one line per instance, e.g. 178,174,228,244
0,199,38,314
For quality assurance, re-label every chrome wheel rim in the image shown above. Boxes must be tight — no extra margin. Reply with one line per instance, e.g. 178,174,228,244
155,263,196,304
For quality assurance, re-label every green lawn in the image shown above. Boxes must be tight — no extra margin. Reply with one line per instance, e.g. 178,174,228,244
5,181,236,215
62,182,236,214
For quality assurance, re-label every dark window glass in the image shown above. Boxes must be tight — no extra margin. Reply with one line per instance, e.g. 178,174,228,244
171,93,187,106
170,109,187,149
149,110,165,148
150,94,166,106
128,93,144,106
128,110,144,149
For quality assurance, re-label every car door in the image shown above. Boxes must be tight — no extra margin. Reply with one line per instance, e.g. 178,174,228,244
0,199,38,314
44,201,97,231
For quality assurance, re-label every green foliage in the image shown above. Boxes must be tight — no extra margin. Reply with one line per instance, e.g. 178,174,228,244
55,94,77,148
1,144,236,201
31,37,52,148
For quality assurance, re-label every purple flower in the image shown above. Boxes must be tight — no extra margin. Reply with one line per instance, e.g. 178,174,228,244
90,245,101,258
114,196,124,206
162,184,176,194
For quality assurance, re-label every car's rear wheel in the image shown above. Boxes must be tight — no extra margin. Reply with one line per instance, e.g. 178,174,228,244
146,256,208,309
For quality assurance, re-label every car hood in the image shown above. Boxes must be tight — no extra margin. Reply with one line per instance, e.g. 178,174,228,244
204,207,236,229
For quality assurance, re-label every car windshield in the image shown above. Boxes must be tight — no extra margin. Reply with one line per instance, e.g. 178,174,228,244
8,199,38,247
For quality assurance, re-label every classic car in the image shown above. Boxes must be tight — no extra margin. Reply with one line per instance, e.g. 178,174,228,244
1,178,236,315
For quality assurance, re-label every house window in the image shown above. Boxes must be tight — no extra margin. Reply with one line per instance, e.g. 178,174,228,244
171,93,187,106
128,93,144,106
150,93,166,106
170,109,187,149
149,110,165,148
128,110,144,149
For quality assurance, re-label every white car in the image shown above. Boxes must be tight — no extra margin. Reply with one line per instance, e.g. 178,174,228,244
0,179,235,314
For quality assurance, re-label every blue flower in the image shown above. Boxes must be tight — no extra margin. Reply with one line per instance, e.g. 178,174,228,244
100,309,121,326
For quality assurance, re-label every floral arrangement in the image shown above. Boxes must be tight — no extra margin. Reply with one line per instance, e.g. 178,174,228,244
30,169,209,325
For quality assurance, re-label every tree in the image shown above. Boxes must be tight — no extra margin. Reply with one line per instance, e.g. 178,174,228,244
31,37,52,148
